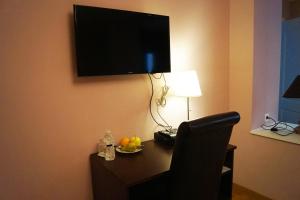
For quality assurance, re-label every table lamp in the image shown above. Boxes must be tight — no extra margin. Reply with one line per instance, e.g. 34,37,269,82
169,70,202,120
283,75,300,134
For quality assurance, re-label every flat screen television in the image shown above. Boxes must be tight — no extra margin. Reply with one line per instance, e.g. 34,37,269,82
73,5,171,76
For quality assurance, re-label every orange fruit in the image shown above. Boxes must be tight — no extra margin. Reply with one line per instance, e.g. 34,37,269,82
120,137,130,147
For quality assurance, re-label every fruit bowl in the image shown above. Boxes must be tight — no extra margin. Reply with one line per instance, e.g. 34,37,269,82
115,145,143,154
117,136,142,153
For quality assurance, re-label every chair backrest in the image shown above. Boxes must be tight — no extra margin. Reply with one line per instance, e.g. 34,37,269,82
169,111,240,200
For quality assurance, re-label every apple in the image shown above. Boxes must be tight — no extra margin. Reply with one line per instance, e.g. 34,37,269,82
130,136,141,147
134,137,141,146
127,142,137,152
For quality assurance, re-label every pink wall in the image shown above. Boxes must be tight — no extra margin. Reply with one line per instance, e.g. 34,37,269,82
0,0,230,199
230,0,300,199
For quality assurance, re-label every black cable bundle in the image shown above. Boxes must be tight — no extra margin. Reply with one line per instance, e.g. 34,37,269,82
261,115,295,136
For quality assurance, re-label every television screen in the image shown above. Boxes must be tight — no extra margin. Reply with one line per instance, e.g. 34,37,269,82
73,5,171,76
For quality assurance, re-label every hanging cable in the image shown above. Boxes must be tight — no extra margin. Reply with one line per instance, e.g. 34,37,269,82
147,74,171,129
151,73,163,79
156,73,171,128
156,105,172,130
153,73,169,107
162,73,167,86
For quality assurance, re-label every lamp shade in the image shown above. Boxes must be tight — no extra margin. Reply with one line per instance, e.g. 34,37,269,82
168,70,202,97
283,75,300,98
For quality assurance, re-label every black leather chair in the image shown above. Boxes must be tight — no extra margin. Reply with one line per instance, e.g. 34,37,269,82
169,111,240,200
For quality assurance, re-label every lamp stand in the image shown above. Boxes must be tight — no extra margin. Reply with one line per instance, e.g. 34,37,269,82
187,97,190,121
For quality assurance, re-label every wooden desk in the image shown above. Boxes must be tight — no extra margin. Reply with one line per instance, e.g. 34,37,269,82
90,140,236,200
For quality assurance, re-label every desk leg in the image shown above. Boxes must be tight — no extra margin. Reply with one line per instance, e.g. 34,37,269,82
219,150,234,200
90,157,128,200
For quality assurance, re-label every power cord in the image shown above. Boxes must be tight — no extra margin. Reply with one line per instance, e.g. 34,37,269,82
153,73,172,129
148,74,172,130
154,73,169,107
151,73,163,79
156,85,169,107
261,115,295,136
156,103,172,129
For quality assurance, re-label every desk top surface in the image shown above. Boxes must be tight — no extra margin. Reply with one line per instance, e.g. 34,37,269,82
90,140,236,187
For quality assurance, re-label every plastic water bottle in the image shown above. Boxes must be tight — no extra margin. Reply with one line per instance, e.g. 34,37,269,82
103,130,115,161
105,144,115,161
97,138,106,157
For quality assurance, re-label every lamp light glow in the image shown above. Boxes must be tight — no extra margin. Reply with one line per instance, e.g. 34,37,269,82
169,70,202,97
168,70,202,120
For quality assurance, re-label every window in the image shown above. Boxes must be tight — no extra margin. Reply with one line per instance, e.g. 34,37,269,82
279,17,300,124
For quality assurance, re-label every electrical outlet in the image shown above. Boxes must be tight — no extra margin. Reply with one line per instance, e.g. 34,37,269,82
264,113,270,122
